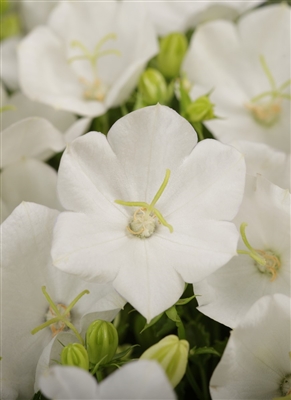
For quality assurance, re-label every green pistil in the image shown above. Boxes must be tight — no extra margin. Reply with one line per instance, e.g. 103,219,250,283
0,104,15,113
115,169,173,233
68,33,121,79
31,286,89,345
250,55,291,103
237,223,266,266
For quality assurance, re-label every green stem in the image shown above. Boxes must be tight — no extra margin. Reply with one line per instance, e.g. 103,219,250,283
186,366,204,399
198,361,210,400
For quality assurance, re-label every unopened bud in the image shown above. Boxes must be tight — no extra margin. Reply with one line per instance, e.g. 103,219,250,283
186,95,215,123
140,335,189,387
158,33,188,79
61,343,89,371
86,320,118,365
138,68,168,105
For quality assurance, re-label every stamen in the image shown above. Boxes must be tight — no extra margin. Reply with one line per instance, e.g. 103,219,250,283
115,169,173,237
31,286,89,344
238,223,281,281
245,55,291,126
68,33,121,101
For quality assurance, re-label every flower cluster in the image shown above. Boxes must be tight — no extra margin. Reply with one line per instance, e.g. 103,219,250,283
1,1,290,399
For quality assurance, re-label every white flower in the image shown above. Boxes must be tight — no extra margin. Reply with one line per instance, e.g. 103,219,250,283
194,175,290,328
19,0,56,32
231,140,290,190
0,36,20,91
144,0,263,36
210,294,291,399
51,104,246,322
18,1,158,117
183,4,291,152
1,202,125,399
39,361,177,399
0,85,90,221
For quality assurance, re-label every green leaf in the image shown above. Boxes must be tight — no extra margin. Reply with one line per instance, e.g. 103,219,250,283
189,346,221,358
110,345,139,361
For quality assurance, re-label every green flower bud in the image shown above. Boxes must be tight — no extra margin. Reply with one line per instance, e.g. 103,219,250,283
140,335,189,388
61,343,89,371
186,95,215,123
86,320,118,365
138,68,168,105
158,33,188,79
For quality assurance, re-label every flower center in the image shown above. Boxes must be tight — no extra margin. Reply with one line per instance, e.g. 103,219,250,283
45,304,71,337
280,374,291,396
68,33,121,101
115,169,173,238
31,286,89,344
245,55,290,127
237,223,281,281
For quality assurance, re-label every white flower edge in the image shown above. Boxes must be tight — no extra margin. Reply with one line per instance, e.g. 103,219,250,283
39,360,177,399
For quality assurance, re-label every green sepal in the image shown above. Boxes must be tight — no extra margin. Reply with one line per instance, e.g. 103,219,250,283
165,306,180,323
140,312,164,333
175,295,196,306
110,344,139,361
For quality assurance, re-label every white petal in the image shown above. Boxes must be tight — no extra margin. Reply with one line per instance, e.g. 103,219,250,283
39,366,99,399
2,92,77,132
210,294,291,399
0,36,20,91
1,159,62,217
155,220,239,284
100,360,176,399
1,117,65,167
64,117,91,143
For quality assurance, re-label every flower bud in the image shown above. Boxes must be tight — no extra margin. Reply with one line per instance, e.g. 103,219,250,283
158,33,188,79
138,68,168,105
86,320,118,365
61,343,89,371
186,95,215,123
140,335,189,387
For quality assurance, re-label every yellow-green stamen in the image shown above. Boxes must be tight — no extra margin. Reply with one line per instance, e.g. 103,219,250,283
115,169,173,236
245,55,291,126
68,33,121,101
238,223,281,281
31,286,89,344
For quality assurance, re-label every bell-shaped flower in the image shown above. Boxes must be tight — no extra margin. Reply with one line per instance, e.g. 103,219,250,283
194,175,290,328
39,361,176,399
1,202,125,399
210,294,291,399
1,85,90,222
18,1,158,117
51,104,246,322
183,4,291,152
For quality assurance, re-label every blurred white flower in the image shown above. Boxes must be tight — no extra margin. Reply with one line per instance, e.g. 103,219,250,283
39,361,177,399
144,0,263,36
18,1,158,117
0,85,90,222
210,294,291,399
183,4,291,152
0,36,20,90
194,175,290,328
1,202,125,399
231,140,290,190
51,104,245,322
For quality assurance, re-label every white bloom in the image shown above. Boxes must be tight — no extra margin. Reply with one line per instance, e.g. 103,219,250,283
231,140,290,190
1,86,90,221
19,0,57,32
1,202,125,399
144,0,263,36
210,294,291,399
194,175,290,328
18,1,158,117
39,361,177,399
183,4,291,152
52,104,246,322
